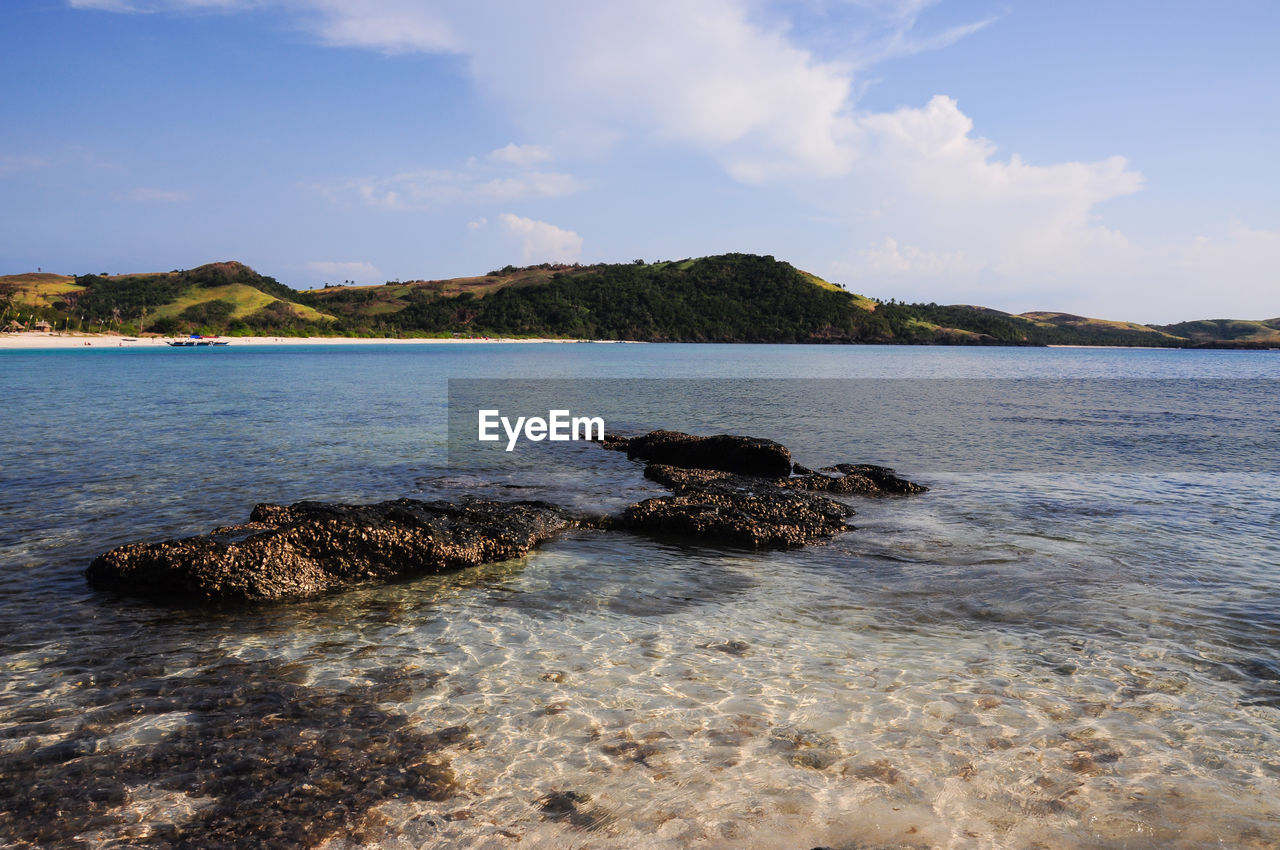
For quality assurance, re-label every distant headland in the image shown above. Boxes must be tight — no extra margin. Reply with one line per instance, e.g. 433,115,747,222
3,255,1277,348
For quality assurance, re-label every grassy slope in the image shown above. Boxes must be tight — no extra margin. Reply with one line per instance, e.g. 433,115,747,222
304,266,596,319
305,259,878,324
2,258,1275,346
1154,318,1280,344
308,266,568,309
1020,311,1178,335
0,273,84,307
1,262,334,334
153,283,332,322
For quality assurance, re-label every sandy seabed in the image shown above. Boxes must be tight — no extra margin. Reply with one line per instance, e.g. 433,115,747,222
0,333,608,350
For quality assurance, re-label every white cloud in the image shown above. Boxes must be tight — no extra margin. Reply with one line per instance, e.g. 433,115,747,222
461,1,861,181
65,1,1001,185
822,95,1164,314
69,0,254,10
830,0,998,68
325,167,583,211
68,0,149,9
83,0,872,180
121,187,192,202
835,237,976,280
275,1,998,182
488,143,553,168
1099,222,1280,323
498,213,583,263
816,94,1280,321
306,260,382,282
0,154,49,175
299,0,459,53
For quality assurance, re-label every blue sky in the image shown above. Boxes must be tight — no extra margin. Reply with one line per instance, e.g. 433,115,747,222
2,0,1276,322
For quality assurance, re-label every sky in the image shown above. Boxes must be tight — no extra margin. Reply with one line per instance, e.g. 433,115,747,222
2,1,1277,323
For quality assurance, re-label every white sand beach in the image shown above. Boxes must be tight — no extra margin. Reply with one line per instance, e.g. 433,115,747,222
0,332,611,349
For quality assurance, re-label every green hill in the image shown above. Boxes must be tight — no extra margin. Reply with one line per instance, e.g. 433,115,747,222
1153,318,1280,346
1,254,1275,346
1,261,335,336
0,273,82,309
305,254,910,342
302,254,1057,343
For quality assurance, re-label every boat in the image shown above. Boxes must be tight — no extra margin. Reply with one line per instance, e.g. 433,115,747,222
166,335,230,347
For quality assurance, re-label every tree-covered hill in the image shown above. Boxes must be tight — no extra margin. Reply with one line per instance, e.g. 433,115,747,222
330,254,923,342
1152,318,1280,346
1,262,332,335
301,254,1058,344
1,254,1274,346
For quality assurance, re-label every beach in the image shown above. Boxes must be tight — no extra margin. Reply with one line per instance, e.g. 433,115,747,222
0,332,602,349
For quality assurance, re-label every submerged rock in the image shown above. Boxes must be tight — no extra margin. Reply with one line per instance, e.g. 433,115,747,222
605,429,793,477
790,464,927,496
612,464,854,549
643,461,925,497
86,498,580,602
638,452,924,497
602,431,927,549
86,428,926,601
0,658,465,849
537,789,617,832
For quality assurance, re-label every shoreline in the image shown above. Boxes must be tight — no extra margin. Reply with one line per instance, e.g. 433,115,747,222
3,333,1271,352
0,332,614,350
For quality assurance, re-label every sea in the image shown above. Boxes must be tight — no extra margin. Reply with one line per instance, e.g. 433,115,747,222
1,343,1278,849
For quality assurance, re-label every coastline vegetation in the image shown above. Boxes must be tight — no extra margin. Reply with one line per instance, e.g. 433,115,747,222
1,255,1274,347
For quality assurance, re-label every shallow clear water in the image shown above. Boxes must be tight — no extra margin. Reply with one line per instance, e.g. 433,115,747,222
1,343,1279,848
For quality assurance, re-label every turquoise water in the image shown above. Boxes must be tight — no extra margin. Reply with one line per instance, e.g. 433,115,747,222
1,343,1279,848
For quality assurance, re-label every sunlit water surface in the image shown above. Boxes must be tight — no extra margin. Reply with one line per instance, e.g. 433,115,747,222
2,344,1278,849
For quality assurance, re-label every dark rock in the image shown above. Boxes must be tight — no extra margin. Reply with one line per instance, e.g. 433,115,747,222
703,639,751,656
537,790,616,831
597,433,632,452
0,659,464,849
642,463,741,491
770,726,843,771
599,431,927,549
636,441,926,497
612,429,793,477
849,758,903,784
87,498,579,602
601,737,665,765
612,466,853,549
87,428,927,602
791,464,927,496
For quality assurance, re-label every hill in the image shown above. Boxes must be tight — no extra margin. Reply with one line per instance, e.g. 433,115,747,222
1,255,1274,346
304,254,916,342
0,273,82,309
1152,318,1280,346
1009,310,1185,347
1,262,334,336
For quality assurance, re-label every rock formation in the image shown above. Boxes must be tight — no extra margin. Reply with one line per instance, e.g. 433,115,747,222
602,431,926,549
87,430,927,601
610,429,793,477
86,498,579,602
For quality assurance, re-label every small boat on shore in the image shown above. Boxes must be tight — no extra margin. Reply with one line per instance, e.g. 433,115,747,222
166,335,230,347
